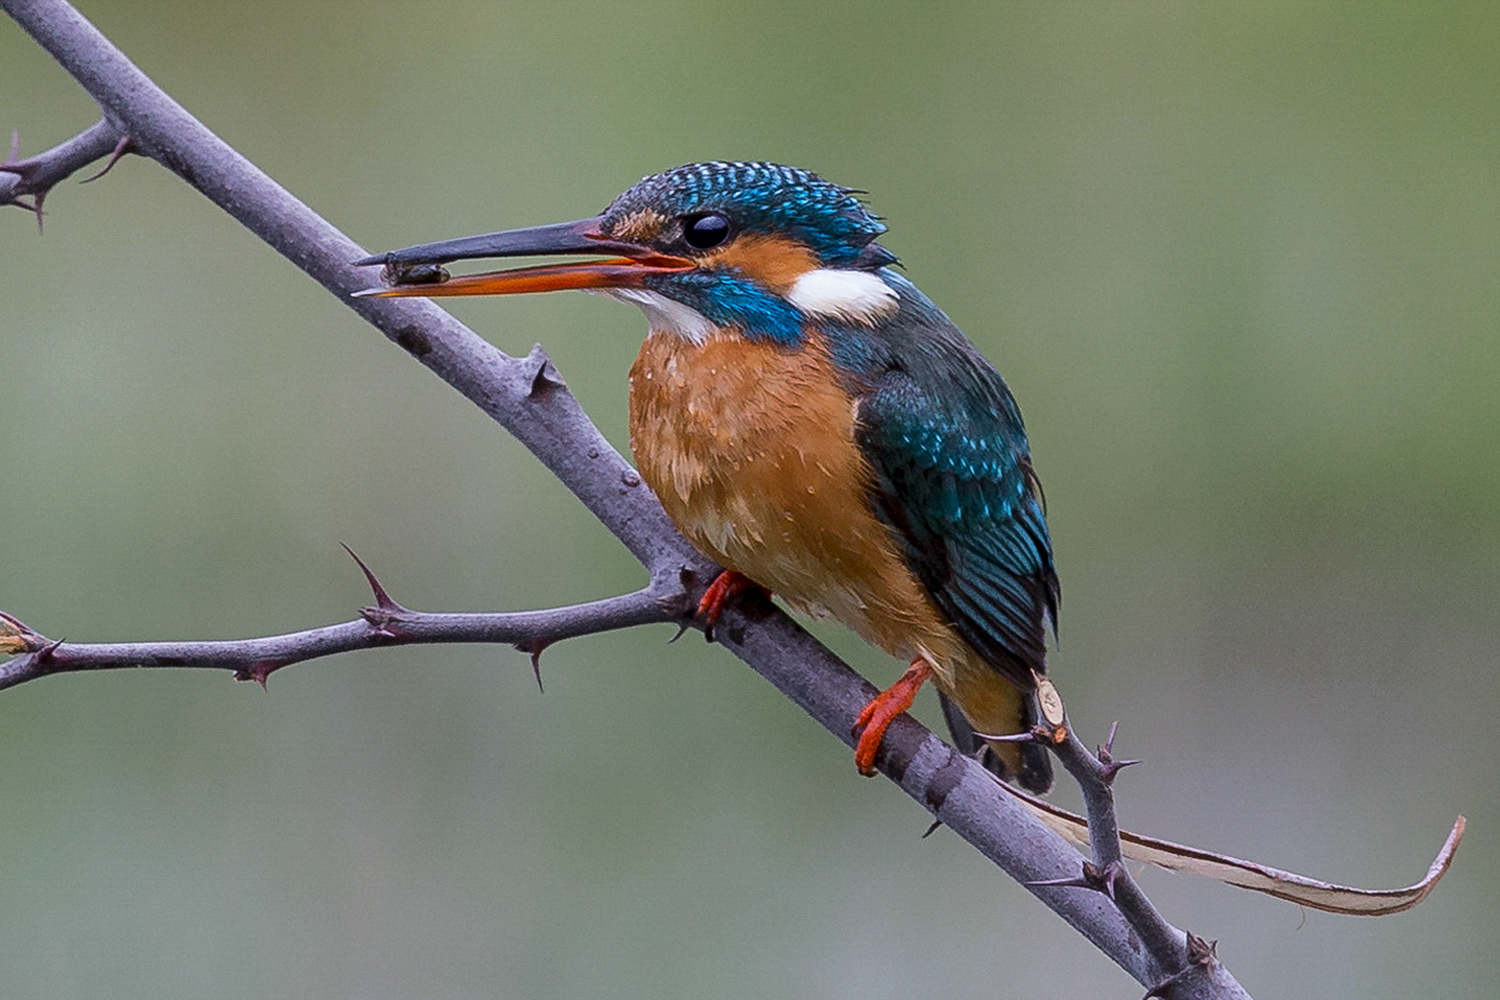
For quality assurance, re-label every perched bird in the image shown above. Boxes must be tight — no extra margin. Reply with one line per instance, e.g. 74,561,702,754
356,162,1059,792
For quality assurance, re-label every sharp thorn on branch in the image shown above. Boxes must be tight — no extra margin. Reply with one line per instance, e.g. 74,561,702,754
80,134,135,183
340,543,409,613
667,621,691,644
921,818,944,839
6,192,46,232
37,637,66,663
1143,970,1189,1000
1026,872,1097,890
525,639,548,693
1027,860,1120,899
1186,932,1218,965
1101,757,1142,784
525,347,565,398
233,660,284,689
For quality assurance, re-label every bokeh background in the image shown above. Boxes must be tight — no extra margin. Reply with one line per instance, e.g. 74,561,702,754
2,1,1496,996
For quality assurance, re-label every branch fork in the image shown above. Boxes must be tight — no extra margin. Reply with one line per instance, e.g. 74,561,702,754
0,117,127,229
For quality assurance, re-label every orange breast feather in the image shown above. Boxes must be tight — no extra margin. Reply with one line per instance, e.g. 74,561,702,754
628,327,1028,755
628,331,947,661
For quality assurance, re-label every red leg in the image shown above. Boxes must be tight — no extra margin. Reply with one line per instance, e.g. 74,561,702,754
696,570,764,632
851,659,934,776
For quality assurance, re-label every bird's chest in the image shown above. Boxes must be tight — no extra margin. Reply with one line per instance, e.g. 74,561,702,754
626,330,889,614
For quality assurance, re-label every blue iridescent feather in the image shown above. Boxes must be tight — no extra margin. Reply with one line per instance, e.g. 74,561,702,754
606,161,886,266
836,273,1059,689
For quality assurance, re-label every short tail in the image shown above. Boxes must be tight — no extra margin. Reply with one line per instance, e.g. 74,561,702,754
940,691,1053,794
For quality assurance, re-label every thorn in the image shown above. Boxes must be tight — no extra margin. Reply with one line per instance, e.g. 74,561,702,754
1142,971,1184,1000
667,621,691,644
1141,932,1218,999
525,639,548,693
1099,859,1120,899
1027,860,1119,899
525,346,566,398
233,660,283,689
1186,932,1218,965
921,818,944,838
1026,872,1095,890
36,637,65,664
80,134,133,183
7,191,46,233
341,543,408,613
1101,757,1142,784
1142,965,1191,1000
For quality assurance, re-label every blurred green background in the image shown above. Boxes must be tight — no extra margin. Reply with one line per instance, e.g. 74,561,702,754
2,1,1496,996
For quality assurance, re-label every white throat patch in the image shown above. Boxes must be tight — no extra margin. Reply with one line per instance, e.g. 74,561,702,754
597,287,715,343
786,268,899,325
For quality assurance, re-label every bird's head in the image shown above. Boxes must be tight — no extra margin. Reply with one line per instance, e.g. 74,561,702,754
356,162,901,344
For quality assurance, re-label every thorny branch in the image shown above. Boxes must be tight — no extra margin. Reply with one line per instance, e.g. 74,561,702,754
1,2,1453,997
0,116,125,229
0,555,682,693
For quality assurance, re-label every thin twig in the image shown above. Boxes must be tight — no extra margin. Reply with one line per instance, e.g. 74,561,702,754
0,117,121,228
1051,724,1192,979
0,584,677,693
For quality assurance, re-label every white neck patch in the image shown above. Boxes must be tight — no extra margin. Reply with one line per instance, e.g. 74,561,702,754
786,268,899,325
596,287,715,343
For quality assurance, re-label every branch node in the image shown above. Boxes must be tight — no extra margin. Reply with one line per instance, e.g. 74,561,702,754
233,660,285,689
524,344,566,398
36,637,67,666
1142,933,1219,999
1029,859,1120,899
1101,757,1143,785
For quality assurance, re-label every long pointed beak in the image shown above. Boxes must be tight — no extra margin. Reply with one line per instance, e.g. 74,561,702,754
352,215,693,298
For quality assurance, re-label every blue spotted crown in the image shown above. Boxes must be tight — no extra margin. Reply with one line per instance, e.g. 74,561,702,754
603,161,887,266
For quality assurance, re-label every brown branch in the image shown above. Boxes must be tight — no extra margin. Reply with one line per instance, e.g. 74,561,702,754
0,1,1259,996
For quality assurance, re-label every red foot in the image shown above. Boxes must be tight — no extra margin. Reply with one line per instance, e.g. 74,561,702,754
852,659,934,776
696,570,762,633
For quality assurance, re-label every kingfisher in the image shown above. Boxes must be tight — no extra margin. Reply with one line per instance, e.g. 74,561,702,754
356,162,1059,792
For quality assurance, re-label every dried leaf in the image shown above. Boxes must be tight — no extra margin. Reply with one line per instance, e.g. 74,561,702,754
1002,782,1464,916
0,611,42,656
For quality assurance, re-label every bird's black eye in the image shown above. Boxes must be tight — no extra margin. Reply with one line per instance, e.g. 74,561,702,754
683,213,733,250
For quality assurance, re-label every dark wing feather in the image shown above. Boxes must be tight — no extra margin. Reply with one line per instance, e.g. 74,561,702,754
843,276,1058,691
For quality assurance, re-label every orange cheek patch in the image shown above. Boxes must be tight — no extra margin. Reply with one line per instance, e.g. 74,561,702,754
704,233,819,294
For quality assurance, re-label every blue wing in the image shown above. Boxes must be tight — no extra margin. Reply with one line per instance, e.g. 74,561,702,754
835,273,1058,691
